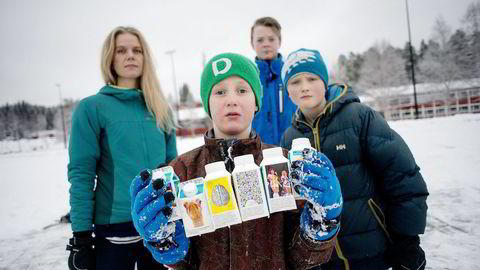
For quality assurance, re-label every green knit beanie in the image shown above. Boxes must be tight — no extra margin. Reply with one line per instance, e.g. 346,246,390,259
200,52,263,116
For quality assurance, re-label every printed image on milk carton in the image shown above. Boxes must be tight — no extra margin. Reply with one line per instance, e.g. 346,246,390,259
265,163,293,199
232,168,269,222
206,178,236,214
183,199,205,228
204,161,242,229
152,166,181,221
178,178,214,237
235,170,264,207
260,147,297,214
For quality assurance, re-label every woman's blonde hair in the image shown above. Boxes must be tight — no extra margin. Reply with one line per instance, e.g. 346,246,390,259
100,26,176,132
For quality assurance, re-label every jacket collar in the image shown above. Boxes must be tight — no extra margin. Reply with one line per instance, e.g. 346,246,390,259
99,84,143,101
203,129,262,172
255,54,284,79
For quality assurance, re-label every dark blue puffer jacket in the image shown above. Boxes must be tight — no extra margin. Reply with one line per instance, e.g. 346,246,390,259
252,54,297,145
280,84,428,270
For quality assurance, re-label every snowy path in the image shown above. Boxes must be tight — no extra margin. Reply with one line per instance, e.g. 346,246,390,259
0,114,479,269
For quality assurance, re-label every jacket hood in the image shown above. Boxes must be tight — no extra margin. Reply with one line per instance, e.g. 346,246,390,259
99,85,143,101
292,84,360,129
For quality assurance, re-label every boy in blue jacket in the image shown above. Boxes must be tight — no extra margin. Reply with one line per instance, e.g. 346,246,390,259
280,48,429,270
250,17,297,145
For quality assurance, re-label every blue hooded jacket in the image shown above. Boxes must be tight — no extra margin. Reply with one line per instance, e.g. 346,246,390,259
252,54,297,145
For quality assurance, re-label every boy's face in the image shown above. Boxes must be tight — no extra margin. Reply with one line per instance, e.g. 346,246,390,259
287,72,327,113
251,25,280,60
209,76,256,140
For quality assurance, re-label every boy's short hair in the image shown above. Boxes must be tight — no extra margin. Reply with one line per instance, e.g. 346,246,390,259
251,17,282,44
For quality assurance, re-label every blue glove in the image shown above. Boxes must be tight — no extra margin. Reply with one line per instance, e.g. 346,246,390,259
130,169,189,264
291,148,343,241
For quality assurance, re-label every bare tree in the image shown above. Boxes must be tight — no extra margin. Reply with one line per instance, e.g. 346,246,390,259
419,17,461,101
357,41,408,113
330,56,349,85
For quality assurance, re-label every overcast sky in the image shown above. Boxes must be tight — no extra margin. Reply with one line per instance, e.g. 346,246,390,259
0,0,475,106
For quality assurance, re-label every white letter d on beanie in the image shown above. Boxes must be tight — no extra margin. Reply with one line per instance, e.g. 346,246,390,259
212,58,232,76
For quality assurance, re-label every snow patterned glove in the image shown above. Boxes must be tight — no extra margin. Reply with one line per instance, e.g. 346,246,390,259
130,169,189,264
291,148,343,241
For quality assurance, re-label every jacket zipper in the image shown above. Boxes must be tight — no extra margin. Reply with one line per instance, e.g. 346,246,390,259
137,100,150,166
295,108,352,269
295,118,321,152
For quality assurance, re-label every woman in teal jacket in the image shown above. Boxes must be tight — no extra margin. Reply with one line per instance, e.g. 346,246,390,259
66,26,176,270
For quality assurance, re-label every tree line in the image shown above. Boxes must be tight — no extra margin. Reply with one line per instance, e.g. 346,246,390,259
0,100,77,141
332,1,480,96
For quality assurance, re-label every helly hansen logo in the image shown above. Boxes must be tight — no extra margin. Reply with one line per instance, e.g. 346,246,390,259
336,144,346,151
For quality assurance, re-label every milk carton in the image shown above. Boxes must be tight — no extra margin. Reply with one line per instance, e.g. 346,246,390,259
178,177,214,237
151,166,181,221
260,147,297,213
232,154,269,221
204,161,242,229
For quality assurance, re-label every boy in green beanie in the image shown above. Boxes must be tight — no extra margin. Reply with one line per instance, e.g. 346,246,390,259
130,52,342,269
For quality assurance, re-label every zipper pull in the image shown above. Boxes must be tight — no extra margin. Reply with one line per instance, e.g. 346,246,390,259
279,83,284,113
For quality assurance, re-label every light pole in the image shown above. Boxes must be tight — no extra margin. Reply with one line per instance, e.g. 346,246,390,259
56,83,67,148
405,0,419,119
165,49,179,120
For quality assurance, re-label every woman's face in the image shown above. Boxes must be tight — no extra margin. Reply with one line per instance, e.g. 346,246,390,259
209,76,256,140
113,33,144,88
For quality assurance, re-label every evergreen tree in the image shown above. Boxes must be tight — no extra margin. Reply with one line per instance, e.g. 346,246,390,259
462,1,480,34
401,42,420,83
448,29,473,79
419,40,429,61
470,30,480,78
179,83,194,104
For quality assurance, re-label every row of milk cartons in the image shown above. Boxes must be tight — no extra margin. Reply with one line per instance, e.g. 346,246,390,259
153,138,313,238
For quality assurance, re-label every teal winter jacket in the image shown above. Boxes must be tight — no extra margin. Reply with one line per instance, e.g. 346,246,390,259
68,85,177,232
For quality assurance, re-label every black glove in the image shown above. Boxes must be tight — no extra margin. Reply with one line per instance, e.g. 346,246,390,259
387,234,426,270
66,231,96,270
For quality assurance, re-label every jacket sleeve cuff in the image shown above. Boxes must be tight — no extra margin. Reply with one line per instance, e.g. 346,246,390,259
164,261,193,270
287,227,337,269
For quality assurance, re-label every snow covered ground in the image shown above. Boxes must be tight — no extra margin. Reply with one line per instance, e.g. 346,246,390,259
0,114,479,269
